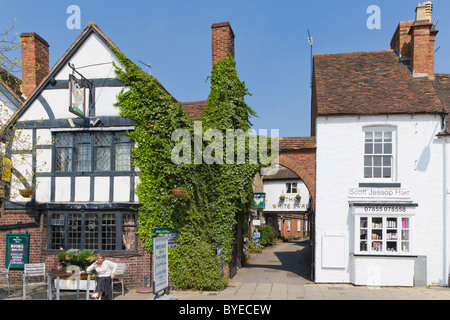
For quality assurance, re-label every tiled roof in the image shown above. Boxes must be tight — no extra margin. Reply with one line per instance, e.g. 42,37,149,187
181,100,208,119
313,49,444,116
262,165,299,180
0,68,23,101
279,137,316,150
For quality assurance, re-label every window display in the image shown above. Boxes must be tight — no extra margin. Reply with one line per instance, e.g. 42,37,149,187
357,216,410,255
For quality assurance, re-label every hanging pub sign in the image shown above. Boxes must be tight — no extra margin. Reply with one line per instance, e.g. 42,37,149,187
5,232,30,269
253,193,265,209
68,74,86,119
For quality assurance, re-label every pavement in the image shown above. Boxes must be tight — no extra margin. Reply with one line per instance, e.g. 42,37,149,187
2,240,450,301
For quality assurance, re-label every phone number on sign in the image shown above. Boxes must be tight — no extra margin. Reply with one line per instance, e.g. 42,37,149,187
364,206,407,212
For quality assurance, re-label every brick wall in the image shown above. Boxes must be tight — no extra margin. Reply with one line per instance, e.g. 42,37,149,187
211,22,235,64
0,207,151,288
21,32,49,98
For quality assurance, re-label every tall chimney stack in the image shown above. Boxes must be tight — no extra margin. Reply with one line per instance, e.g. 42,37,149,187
211,22,235,64
21,32,49,98
390,1,438,80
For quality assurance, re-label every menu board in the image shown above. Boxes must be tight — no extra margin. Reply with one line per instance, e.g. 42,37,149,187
153,237,168,294
5,233,30,269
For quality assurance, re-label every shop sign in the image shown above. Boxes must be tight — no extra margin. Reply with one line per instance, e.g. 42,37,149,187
352,205,416,215
348,187,410,199
5,232,29,269
152,227,178,249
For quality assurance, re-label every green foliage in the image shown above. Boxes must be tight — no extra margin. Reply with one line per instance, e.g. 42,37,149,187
169,236,228,291
112,49,269,290
259,224,276,247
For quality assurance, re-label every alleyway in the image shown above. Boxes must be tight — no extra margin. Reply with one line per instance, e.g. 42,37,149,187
233,240,311,284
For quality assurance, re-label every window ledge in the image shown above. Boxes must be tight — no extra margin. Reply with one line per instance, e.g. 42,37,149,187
351,254,417,258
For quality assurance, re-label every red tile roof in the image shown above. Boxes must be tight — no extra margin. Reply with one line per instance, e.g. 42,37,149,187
313,49,444,116
181,100,208,119
279,137,316,150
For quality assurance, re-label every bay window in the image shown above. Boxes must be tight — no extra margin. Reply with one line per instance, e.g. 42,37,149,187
355,214,411,255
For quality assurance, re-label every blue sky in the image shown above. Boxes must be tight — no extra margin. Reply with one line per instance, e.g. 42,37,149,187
1,0,449,137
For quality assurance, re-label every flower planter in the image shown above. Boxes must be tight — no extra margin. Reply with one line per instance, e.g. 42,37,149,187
19,189,33,198
172,188,187,198
55,279,96,291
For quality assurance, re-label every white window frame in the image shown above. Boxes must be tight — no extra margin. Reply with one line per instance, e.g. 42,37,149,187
354,214,412,256
363,127,396,181
286,182,298,194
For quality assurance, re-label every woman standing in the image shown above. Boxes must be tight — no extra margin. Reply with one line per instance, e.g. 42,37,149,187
87,252,118,300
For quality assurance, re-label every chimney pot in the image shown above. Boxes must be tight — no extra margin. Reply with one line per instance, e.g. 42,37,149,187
415,1,433,23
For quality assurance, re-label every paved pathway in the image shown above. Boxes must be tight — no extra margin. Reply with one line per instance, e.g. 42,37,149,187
2,241,450,300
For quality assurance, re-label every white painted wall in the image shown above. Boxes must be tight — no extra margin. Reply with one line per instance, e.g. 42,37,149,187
315,114,446,286
263,180,310,212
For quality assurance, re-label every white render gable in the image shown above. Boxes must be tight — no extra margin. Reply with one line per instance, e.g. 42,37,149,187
6,25,138,205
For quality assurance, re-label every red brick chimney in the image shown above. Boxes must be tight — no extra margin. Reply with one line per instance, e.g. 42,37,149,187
211,22,235,64
21,32,49,98
390,1,438,80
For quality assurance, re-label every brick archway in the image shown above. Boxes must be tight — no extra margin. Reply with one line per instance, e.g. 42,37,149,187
274,137,316,210
275,154,315,210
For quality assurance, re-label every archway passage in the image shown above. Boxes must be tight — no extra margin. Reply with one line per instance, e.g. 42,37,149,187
234,240,311,284
246,137,316,282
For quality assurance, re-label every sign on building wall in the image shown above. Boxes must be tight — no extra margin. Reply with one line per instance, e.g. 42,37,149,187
348,187,411,200
263,181,310,212
68,74,86,119
5,232,30,269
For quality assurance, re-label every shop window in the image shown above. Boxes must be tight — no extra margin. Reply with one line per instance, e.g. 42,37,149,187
44,212,137,253
364,129,394,179
54,131,132,173
357,216,410,255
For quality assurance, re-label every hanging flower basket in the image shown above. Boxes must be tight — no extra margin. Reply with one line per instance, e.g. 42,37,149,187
295,194,301,200
172,188,187,198
19,189,33,198
279,195,285,201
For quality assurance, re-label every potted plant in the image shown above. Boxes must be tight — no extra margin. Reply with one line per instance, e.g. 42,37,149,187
57,249,95,271
56,249,96,290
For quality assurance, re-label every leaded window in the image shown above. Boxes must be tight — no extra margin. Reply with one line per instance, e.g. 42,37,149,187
44,212,137,253
55,133,73,172
54,132,132,173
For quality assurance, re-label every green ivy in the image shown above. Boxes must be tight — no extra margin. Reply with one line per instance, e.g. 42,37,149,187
113,49,271,290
